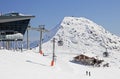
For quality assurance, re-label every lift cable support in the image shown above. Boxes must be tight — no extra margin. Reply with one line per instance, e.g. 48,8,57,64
27,25,49,55
51,38,56,66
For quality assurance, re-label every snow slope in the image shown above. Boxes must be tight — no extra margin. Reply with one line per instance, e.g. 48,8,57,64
44,17,120,52
0,49,120,79
43,16,120,66
0,16,120,79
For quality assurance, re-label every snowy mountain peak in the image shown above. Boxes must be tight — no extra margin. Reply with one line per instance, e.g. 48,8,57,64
61,16,100,28
43,16,120,56
62,16,95,25
61,16,106,35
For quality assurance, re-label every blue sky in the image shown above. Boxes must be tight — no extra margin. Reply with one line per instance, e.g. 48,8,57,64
0,0,120,40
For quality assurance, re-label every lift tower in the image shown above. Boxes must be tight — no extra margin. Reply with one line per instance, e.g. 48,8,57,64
27,25,48,55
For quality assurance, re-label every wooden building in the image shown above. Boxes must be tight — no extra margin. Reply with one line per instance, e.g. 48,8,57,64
73,54,104,66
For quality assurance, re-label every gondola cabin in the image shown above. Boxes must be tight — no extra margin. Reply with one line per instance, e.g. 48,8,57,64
58,40,63,46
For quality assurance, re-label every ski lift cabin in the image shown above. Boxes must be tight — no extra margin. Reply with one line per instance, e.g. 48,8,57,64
58,40,63,46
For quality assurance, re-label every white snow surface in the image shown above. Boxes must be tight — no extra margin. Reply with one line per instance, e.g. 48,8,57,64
0,16,120,79
44,17,120,53
6,33,23,40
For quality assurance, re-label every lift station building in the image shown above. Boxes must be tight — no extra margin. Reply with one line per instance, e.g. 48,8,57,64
0,12,35,49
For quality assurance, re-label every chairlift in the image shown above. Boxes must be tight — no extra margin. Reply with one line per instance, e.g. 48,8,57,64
58,40,63,46
103,52,109,57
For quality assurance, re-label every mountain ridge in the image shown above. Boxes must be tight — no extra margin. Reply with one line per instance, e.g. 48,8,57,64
43,16,120,53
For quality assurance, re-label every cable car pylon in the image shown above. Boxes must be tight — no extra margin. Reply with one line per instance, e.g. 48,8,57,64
27,25,48,56
51,38,56,66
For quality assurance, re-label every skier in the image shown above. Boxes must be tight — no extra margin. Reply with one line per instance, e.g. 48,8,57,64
86,71,88,76
89,71,91,76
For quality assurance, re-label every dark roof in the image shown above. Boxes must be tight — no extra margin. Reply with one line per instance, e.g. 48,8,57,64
0,12,35,23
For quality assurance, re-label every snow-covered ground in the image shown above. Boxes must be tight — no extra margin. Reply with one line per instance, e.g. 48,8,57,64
0,49,120,79
0,16,120,79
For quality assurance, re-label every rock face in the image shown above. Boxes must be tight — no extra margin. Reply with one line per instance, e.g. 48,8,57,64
43,17,120,55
